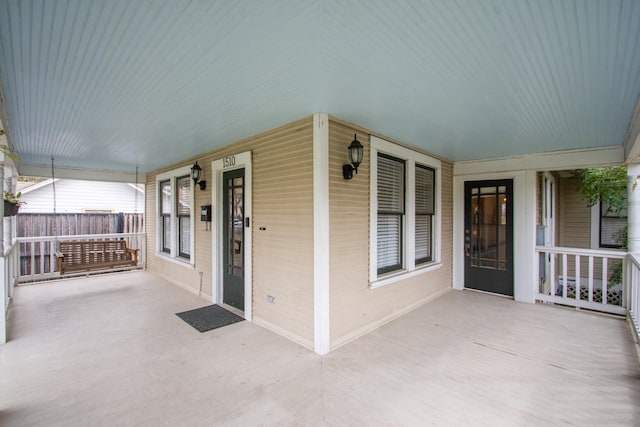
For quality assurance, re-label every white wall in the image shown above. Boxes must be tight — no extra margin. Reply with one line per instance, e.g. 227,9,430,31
19,179,144,213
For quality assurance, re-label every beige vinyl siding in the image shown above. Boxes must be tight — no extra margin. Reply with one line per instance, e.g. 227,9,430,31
556,175,605,280
328,118,453,349
146,117,314,347
558,176,591,249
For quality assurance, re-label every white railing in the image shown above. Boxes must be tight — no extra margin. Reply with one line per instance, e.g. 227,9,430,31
1,216,18,344
628,253,640,337
535,246,627,315
13,232,146,283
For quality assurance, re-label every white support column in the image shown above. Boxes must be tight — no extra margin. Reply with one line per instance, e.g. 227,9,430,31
0,158,4,255
313,113,330,355
0,155,5,344
514,170,537,303
0,259,5,344
628,164,640,253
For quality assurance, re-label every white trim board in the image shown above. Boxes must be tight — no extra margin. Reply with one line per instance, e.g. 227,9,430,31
211,151,253,321
312,113,330,356
454,146,624,176
19,162,146,183
330,287,452,351
253,316,314,352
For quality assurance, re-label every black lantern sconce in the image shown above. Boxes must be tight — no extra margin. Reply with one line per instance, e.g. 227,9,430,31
343,133,364,180
191,161,207,190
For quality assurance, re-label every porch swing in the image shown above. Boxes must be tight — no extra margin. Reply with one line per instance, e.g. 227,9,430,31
53,159,140,275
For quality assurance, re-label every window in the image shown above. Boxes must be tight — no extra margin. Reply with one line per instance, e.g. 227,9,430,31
370,136,441,287
377,154,405,274
156,166,194,263
415,165,435,264
600,201,627,249
160,180,172,253
176,176,191,259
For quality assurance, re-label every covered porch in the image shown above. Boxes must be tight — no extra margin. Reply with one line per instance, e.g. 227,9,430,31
1,271,638,426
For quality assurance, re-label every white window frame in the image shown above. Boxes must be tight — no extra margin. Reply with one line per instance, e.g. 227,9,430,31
590,200,627,250
156,166,195,266
370,136,442,289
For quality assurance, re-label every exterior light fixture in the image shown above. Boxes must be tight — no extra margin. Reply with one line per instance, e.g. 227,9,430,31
343,133,364,180
191,161,206,190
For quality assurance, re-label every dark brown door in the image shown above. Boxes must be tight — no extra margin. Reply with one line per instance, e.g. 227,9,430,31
464,180,513,296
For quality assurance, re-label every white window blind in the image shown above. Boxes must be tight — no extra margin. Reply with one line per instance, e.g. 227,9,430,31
160,180,171,253
415,165,434,264
176,176,191,258
377,154,405,274
156,165,194,264
600,201,627,248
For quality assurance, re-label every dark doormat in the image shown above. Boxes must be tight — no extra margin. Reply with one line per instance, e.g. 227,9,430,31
176,304,244,332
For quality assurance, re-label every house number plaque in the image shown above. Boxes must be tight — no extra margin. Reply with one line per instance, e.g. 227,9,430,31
223,155,236,168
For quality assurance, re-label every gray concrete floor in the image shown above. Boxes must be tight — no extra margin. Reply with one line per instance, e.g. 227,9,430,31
1,272,639,426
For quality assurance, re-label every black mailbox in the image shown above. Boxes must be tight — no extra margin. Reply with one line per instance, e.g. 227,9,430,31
200,205,212,222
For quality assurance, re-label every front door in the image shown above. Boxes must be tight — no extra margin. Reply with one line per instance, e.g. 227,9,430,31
222,168,245,310
464,180,513,296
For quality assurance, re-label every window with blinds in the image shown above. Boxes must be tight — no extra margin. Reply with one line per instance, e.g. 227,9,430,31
415,165,435,264
600,201,627,248
377,154,405,274
156,165,193,263
370,135,441,286
176,175,191,258
160,180,171,253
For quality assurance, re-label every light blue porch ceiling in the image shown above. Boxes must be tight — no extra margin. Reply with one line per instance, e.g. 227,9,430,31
0,0,639,174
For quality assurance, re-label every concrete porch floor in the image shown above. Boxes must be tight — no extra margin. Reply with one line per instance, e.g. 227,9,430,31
1,272,639,426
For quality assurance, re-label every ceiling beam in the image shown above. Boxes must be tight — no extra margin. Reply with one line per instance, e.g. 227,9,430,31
18,162,145,184
454,146,624,176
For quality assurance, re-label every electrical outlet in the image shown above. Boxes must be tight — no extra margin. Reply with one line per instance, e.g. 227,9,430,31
267,295,275,304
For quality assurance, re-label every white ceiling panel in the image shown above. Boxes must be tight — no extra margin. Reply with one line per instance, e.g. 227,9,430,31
0,0,639,174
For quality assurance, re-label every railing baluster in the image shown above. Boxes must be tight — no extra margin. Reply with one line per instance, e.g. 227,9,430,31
39,241,45,276
550,252,556,296
29,242,35,276
574,255,580,301
50,241,55,273
562,253,568,298
602,258,608,305
588,256,593,303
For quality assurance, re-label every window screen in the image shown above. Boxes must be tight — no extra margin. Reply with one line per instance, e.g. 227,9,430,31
600,201,627,248
415,165,435,264
160,180,171,253
377,154,405,274
176,176,191,258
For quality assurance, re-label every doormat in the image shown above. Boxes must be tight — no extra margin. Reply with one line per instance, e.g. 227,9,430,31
176,304,244,332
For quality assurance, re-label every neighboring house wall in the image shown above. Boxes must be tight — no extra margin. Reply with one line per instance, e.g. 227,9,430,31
557,176,591,249
19,179,144,213
555,175,610,281
146,117,315,348
328,117,452,349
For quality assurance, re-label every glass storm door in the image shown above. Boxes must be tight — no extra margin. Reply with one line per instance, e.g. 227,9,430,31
223,168,245,310
464,180,514,296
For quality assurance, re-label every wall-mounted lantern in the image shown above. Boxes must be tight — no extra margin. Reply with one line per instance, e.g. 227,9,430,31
191,161,207,190
342,133,364,180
